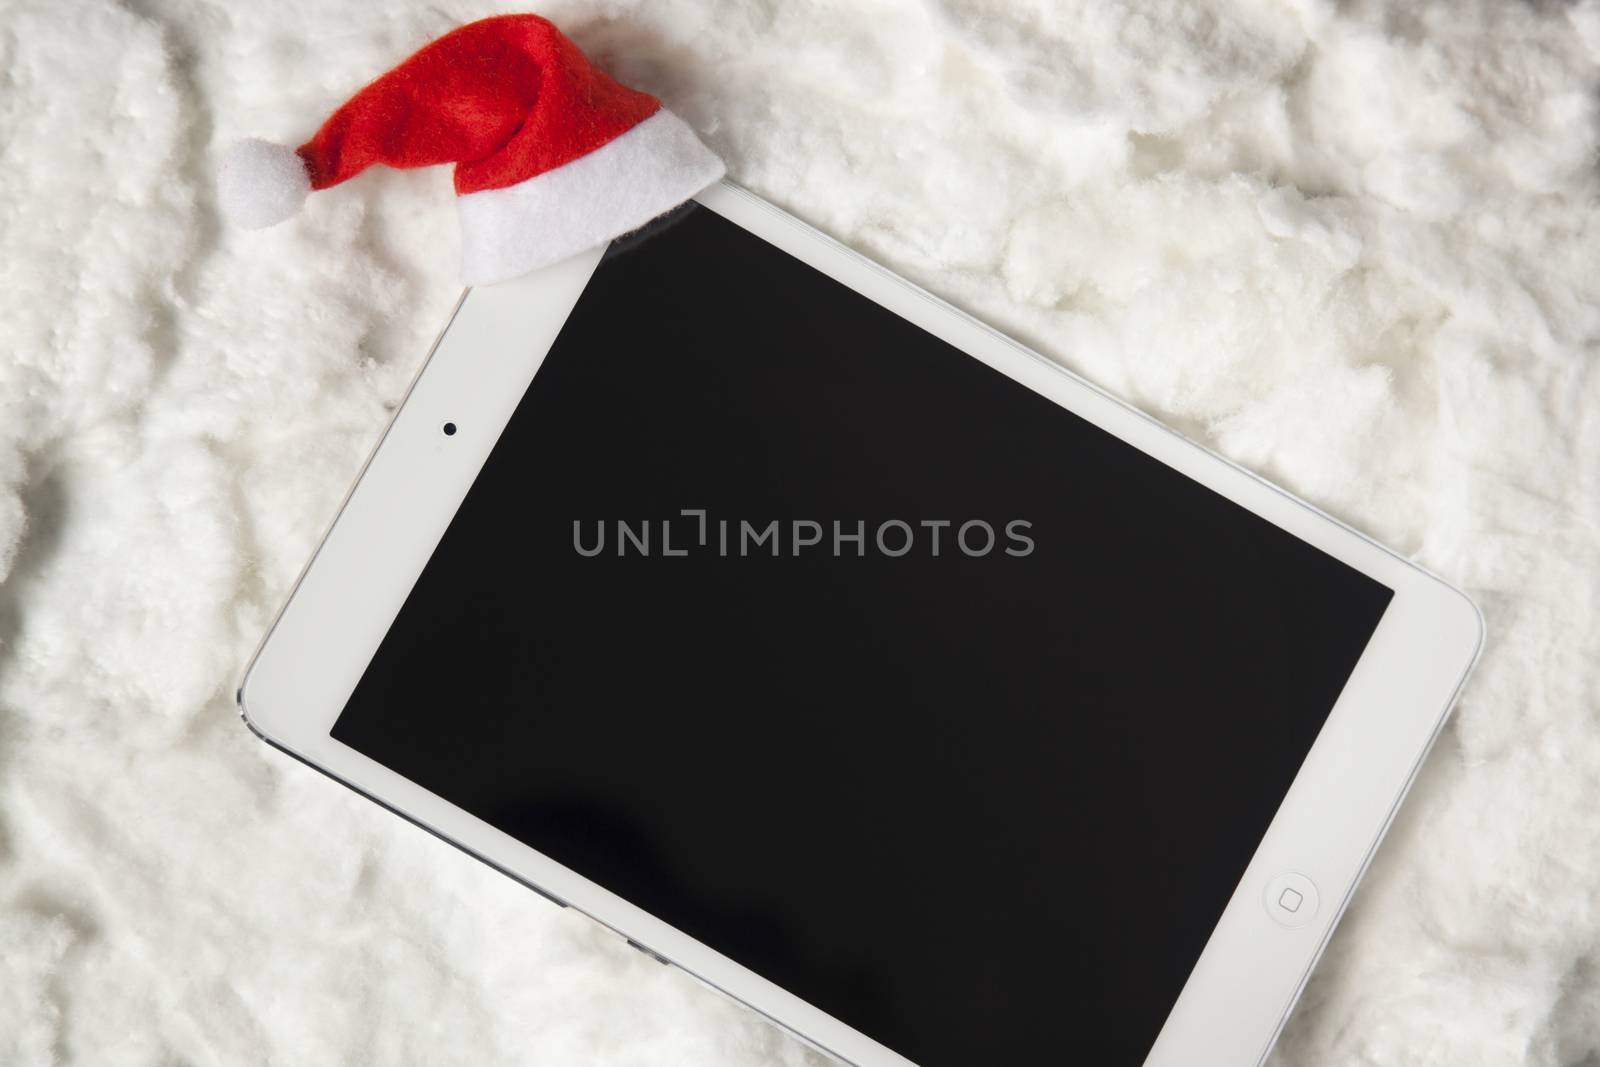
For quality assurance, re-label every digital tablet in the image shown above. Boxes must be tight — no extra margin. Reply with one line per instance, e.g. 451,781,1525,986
238,181,1482,1066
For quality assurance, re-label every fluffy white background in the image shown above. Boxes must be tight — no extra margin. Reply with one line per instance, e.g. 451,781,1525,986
1,0,1596,1063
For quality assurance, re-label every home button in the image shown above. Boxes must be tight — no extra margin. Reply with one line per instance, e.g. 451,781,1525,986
1264,872,1319,929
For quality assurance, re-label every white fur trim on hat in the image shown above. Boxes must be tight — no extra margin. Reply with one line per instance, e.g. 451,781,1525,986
218,139,311,229
456,109,725,286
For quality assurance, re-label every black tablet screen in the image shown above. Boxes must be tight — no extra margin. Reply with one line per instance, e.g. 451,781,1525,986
331,203,1391,1065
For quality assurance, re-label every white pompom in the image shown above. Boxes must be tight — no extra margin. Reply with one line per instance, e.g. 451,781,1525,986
217,138,311,229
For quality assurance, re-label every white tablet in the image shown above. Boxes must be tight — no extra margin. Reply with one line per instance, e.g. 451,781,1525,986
239,181,1482,1066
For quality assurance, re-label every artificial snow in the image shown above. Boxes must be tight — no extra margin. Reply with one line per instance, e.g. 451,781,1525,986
1,1,1596,1064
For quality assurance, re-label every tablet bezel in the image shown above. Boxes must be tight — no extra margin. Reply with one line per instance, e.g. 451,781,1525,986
239,180,1483,1067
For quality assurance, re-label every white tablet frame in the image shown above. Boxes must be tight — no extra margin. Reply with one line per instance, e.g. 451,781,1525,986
239,180,1483,1067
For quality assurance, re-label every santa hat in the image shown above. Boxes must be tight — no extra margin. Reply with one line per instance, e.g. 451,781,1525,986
218,14,724,285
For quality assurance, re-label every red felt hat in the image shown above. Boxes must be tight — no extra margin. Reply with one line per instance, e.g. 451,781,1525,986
218,14,724,285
